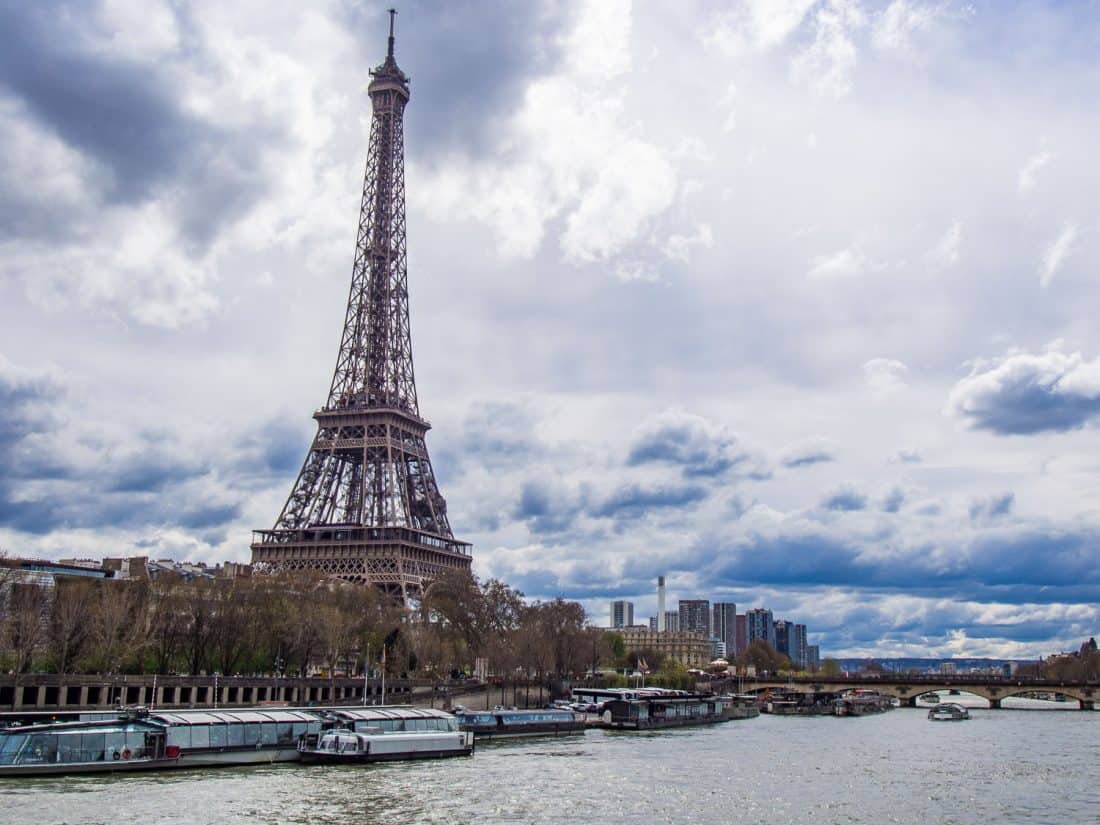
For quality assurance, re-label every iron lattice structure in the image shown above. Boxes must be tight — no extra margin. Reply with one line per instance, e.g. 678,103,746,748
251,14,471,599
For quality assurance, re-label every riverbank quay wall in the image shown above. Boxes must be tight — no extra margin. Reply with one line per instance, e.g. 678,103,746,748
710,675,1099,709
0,673,417,713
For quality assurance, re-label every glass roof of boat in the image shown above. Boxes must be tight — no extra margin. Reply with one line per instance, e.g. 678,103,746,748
150,709,318,725
329,707,452,721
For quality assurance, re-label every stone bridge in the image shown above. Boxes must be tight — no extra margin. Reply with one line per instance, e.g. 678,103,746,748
711,675,1099,710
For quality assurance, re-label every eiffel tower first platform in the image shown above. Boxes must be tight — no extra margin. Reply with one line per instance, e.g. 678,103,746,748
251,12,471,599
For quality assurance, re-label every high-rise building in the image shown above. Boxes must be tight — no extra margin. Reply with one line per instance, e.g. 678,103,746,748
806,644,820,670
712,602,737,657
679,600,711,636
790,623,808,668
648,616,658,631
663,611,680,632
746,608,776,648
611,600,634,629
775,619,792,657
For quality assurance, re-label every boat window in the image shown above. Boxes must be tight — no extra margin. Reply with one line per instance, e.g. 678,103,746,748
292,722,307,739
209,724,227,748
105,732,125,757
244,723,261,745
261,723,277,745
276,723,294,745
307,721,321,735
190,726,210,749
228,723,244,747
53,732,80,763
167,727,191,749
0,734,27,765
80,732,105,761
25,733,59,764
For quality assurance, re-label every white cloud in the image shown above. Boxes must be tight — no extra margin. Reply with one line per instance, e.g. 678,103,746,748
791,0,867,98
705,0,820,56
864,358,909,396
416,0,677,266
872,0,939,52
1039,223,1078,288
947,345,1100,434
808,244,867,279
1018,150,1054,194
662,224,714,263
927,221,962,268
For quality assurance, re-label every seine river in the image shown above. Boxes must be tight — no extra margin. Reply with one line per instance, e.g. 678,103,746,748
3,703,1097,824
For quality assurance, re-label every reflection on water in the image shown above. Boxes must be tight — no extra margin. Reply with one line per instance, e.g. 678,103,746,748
2,709,1097,824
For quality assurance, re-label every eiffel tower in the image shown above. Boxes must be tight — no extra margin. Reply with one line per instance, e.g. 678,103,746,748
251,11,471,599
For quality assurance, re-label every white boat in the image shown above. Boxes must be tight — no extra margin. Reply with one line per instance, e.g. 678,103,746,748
928,703,970,721
298,707,473,763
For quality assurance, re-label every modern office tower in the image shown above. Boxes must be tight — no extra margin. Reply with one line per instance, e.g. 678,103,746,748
790,623,808,668
657,576,666,631
746,608,776,648
712,602,738,657
678,600,711,636
663,611,680,632
735,614,747,656
775,620,792,657
806,644,820,670
611,600,634,629
648,616,658,631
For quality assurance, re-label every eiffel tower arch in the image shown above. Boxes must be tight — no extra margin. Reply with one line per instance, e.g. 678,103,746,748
251,12,472,600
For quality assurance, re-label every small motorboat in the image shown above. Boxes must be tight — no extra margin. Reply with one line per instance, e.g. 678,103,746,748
928,703,969,721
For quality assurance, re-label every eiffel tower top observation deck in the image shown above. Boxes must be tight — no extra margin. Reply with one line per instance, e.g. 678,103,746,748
251,11,472,598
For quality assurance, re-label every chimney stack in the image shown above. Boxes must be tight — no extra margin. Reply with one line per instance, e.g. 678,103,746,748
657,576,666,632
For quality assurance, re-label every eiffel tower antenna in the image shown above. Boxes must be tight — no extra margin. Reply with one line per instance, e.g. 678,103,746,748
251,14,472,600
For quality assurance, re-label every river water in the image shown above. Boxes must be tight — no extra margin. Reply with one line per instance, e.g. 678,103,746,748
3,704,1097,824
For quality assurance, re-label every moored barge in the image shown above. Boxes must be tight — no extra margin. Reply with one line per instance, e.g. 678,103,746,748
453,708,585,740
581,689,745,730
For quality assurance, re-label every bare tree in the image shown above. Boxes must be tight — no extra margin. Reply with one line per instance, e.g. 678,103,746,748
49,578,93,673
5,581,49,673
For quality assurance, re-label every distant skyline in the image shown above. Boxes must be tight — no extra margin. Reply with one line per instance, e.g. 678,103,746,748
1,1,1098,658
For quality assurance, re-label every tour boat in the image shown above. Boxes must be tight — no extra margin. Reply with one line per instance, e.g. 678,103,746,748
928,703,970,721
585,689,740,730
297,707,473,763
453,707,585,739
0,707,322,776
833,690,895,716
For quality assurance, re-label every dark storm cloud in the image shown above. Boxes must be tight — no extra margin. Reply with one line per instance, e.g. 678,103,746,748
459,401,540,466
821,488,868,512
626,412,769,479
780,444,835,468
0,3,278,244
590,483,707,519
968,492,1015,522
948,349,1100,435
881,487,906,513
0,362,60,453
343,1,567,157
513,479,584,535
0,355,242,534
690,525,1100,603
233,416,312,485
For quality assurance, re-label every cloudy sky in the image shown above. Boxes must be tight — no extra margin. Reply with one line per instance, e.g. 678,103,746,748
2,0,1098,658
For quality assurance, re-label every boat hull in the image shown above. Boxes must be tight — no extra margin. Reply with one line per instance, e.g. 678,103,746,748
463,722,586,740
299,746,472,764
